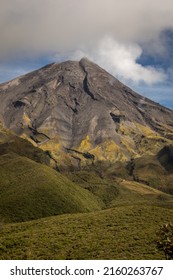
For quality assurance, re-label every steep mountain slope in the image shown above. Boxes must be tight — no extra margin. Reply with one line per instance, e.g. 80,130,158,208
0,58,173,169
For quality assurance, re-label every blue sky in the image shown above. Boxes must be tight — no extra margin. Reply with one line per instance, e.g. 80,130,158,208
134,29,173,109
0,0,173,109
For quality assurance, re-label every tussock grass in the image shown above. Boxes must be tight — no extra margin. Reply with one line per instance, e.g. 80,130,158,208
0,205,173,259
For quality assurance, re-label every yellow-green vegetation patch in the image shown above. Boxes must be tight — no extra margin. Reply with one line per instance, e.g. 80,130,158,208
120,138,138,157
134,122,157,137
118,122,136,136
78,135,92,152
90,139,126,162
22,113,32,126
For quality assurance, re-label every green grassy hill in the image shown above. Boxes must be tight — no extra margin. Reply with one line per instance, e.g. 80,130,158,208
1,204,173,260
0,153,102,223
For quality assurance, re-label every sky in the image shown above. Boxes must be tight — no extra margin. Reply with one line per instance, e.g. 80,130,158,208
0,0,173,109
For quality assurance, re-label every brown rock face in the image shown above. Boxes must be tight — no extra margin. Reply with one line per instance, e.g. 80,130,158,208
0,58,173,166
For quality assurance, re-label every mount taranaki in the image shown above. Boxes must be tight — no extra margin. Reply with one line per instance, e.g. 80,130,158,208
0,57,173,174
1,58,173,259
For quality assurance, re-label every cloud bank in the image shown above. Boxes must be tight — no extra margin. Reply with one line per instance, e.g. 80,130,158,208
1,0,173,57
1,0,173,93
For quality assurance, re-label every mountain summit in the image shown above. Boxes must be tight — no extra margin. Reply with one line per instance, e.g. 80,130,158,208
0,58,173,168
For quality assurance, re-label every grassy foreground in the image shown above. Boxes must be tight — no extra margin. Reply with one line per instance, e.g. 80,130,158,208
0,204,173,260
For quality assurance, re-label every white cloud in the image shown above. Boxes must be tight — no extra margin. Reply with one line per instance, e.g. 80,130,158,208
71,37,166,85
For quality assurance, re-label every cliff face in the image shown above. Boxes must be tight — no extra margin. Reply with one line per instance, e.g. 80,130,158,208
0,58,173,168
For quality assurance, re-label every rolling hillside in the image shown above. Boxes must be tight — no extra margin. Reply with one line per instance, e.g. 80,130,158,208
0,153,102,223
1,204,173,260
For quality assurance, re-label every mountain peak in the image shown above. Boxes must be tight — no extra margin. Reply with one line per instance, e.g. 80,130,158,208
79,56,96,66
79,56,90,62
0,59,173,169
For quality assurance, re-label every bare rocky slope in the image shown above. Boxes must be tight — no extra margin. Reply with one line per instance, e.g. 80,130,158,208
0,58,173,169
